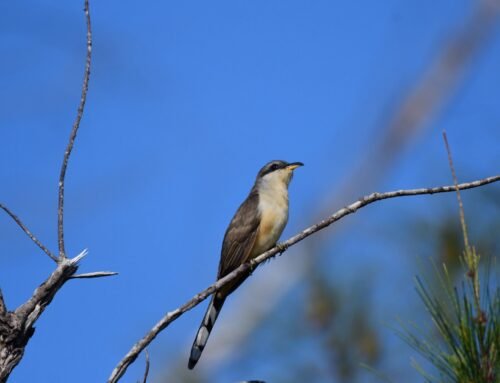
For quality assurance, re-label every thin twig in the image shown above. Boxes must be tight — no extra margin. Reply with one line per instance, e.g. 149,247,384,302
442,131,486,358
442,131,470,250
139,350,150,383
70,271,118,279
108,175,500,382
0,203,57,262
57,0,92,258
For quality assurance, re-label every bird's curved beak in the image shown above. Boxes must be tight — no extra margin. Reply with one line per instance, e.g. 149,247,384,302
286,162,304,170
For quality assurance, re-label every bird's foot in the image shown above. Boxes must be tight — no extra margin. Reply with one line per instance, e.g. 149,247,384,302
248,261,257,274
276,242,289,254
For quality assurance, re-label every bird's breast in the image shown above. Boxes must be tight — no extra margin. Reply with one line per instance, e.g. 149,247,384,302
253,190,289,257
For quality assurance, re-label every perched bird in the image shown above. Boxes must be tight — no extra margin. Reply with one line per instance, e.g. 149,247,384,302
188,160,303,369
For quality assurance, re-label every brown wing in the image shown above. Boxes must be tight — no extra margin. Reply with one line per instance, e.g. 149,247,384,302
218,191,260,279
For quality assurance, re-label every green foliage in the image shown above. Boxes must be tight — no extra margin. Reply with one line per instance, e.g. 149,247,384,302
400,258,499,383
399,137,499,382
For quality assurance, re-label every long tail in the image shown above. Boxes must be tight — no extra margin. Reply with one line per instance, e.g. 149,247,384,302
188,294,226,369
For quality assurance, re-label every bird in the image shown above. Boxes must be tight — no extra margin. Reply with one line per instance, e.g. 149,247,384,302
188,160,303,369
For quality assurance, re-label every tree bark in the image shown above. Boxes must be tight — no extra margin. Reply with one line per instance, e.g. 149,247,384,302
0,312,33,382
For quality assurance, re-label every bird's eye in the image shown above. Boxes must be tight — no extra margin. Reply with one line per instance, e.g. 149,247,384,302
270,163,279,171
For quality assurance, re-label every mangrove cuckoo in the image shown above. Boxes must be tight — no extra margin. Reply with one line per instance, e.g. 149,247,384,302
188,160,303,369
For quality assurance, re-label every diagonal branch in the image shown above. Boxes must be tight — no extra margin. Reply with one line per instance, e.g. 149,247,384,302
0,204,57,262
14,250,88,333
0,251,87,381
57,0,92,258
108,175,500,382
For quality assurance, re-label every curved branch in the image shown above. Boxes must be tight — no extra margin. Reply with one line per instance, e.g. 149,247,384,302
108,174,500,382
0,204,57,262
57,0,92,258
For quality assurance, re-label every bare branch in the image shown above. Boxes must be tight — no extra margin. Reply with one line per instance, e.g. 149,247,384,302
70,271,118,279
57,0,92,258
14,250,87,326
0,204,57,262
108,175,500,382
0,252,86,380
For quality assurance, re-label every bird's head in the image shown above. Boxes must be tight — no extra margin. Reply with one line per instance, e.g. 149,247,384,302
255,160,304,189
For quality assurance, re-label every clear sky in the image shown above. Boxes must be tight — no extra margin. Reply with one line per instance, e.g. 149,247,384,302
1,1,499,382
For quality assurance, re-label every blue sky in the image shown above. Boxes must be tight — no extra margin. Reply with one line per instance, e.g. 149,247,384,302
1,1,499,382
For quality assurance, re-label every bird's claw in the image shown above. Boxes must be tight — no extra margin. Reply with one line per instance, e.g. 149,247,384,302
276,242,288,254
248,261,256,274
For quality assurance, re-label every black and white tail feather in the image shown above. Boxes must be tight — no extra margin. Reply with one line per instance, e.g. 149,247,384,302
188,294,226,369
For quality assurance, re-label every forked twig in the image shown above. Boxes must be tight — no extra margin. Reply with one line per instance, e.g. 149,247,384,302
0,2,109,381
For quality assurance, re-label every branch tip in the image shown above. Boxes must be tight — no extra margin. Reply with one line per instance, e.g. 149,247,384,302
71,249,89,264
71,271,118,279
